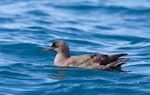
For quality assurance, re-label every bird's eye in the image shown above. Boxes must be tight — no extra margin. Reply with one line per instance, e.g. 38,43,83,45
52,43,57,47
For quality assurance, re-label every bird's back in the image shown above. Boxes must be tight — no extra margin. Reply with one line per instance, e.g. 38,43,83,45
63,53,129,70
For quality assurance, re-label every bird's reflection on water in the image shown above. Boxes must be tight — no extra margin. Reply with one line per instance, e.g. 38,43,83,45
52,67,70,80
50,65,129,81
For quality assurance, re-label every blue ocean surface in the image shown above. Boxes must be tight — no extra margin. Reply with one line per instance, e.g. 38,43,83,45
0,0,150,95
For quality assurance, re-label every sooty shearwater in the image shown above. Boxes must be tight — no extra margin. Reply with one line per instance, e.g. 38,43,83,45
43,40,129,70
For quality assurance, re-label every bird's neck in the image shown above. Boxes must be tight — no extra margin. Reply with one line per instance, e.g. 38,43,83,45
54,52,69,66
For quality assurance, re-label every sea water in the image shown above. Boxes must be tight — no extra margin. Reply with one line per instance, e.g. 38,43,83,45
0,0,150,95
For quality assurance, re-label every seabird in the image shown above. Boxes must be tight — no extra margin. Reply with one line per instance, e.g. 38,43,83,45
43,40,129,70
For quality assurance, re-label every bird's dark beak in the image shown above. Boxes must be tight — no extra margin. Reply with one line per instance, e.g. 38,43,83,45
42,47,54,52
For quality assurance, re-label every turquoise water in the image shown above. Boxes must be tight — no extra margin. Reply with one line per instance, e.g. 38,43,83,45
0,0,150,95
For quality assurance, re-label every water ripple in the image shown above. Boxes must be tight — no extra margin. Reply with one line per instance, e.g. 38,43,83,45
0,0,150,95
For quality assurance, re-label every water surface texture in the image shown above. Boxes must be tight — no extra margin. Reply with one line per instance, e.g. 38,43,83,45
0,0,150,95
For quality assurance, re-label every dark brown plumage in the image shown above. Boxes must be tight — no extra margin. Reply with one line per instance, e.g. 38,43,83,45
43,40,129,70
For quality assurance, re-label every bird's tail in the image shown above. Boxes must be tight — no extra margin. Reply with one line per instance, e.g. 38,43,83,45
109,53,127,63
104,58,130,70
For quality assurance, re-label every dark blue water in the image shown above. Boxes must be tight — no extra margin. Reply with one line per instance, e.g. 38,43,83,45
0,0,150,95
